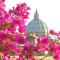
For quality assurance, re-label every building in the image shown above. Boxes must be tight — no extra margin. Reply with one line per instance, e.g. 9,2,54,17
26,9,48,44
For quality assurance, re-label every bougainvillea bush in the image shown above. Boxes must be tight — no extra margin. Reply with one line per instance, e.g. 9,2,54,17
0,0,60,60
0,0,31,60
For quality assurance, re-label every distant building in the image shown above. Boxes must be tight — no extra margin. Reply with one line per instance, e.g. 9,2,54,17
26,9,48,44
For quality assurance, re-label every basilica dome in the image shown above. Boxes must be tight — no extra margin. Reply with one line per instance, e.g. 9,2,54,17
26,9,48,36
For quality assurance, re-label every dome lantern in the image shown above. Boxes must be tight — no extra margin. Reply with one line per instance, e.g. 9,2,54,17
34,8,39,20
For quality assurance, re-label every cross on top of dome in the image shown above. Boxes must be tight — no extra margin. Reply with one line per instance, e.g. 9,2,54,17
34,8,39,20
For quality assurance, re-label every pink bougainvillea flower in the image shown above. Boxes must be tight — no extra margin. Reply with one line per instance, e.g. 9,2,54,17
12,45,20,52
27,7,31,10
18,26,26,33
0,0,5,2
0,32,9,40
36,36,50,52
17,57,23,60
16,54,24,60
49,29,55,35
3,56,9,60
53,49,60,60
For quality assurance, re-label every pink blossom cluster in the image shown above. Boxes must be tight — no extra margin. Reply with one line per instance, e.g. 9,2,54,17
0,0,31,60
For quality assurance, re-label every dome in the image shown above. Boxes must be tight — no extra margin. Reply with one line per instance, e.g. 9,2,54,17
26,9,48,36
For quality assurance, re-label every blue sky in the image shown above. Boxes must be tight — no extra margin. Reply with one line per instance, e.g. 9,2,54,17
5,0,60,32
